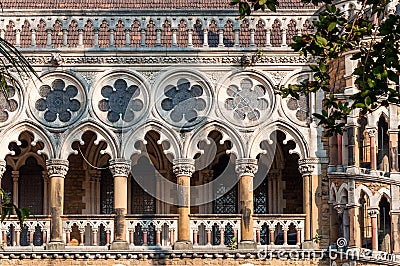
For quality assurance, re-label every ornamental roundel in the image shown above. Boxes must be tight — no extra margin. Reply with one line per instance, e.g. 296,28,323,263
0,85,21,127
155,71,212,129
217,72,274,127
92,73,149,128
29,74,85,128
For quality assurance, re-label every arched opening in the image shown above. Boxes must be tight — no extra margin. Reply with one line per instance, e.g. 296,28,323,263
359,191,372,249
378,196,391,252
377,116,389,171
19,156,44,214
254,131,303,214
65,131,110,215
129,130,173,215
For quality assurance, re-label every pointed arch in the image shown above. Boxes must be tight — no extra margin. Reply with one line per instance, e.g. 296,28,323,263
68,20,79,47
52,20,63,48
0,121,54,160
83,20,94,48
59,121,118,160
249,121,309,160
185,121,245,159
20,20,32,48
122,120,182,161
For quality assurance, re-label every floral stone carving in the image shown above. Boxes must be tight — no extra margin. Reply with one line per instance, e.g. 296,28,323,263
161,78,206,123
35,79,80,122
98,79,144,123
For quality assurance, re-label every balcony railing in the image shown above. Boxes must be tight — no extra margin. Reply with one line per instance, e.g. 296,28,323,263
190,214,241,248
62,215,114,248
254,214,306,247
126,215,178,249
0,215,50,248
0,14,317,50
0,213,306,250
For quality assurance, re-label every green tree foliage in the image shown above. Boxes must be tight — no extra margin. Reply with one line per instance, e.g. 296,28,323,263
0,188,30,223
232,0,400,136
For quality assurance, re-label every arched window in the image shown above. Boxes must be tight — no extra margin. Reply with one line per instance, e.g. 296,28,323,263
212,155,237,214
19,157,44,214
359,192,371,249
377,116,389,171
131,157,156,214
378,196,391,252
100,167,113,214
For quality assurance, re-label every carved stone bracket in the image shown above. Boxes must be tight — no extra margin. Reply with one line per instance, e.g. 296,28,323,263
173,158,195,177
367,207,379,218
366,128,377,138
298,157,327,176
109,158,131,177
334,204,346,214
235,158,258,177
46,159,69,178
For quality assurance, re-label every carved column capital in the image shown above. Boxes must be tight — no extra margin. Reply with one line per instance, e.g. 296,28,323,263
368,207,379,217
298,164,315,176
366,128,377,138
173,158,195,177
235,158,258,177
334,204,346,214
0,160,6,178
46,159,69,178
109,158,131,177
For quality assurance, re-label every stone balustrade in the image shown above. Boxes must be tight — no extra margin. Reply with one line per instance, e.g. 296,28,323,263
62,215,114,248
253,214,306,246
189,214,241,247
126,215,178,248
0,216,50,248
0,214,307,250
0,14,317,50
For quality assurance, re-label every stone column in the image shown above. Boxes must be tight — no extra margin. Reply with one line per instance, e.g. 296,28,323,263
368,207,379,251
11,171,19,212
367,128,377,170
46,159,69,250
299,159,320,242
236,158,258,249
337,134,344,172
391,210,400,254
389,130,399,172
173,158,195,250
109,158,130,250
347,205,361,247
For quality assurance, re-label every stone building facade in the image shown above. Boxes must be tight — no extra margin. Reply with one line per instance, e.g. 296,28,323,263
0,0,398,265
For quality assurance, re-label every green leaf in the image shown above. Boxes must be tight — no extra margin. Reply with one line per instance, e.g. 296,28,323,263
315,35,328,47
328,22,336,32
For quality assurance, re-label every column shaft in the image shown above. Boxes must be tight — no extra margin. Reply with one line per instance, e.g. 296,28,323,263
173,158,195,250
46,159,69,250
236,158,258,249
109,159,130,250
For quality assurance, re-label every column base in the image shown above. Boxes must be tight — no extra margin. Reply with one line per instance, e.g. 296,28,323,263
173,240,193,250
110,240,130,250
238,240,257,250
301,240,319,249
46,241,65,250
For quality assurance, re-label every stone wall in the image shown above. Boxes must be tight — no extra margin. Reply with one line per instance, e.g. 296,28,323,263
0,257,326,266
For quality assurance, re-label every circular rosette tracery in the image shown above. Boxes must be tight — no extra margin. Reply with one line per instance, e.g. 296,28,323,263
29,75,85,128
92,73,149,128
155,72,212,129
217,73,274,127
0,85,21,127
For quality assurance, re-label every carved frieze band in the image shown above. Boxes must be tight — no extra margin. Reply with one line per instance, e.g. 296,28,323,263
173,158,195,177
109,158,131,177
24,55,314,66
235,158,258,177
46,159,69,178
